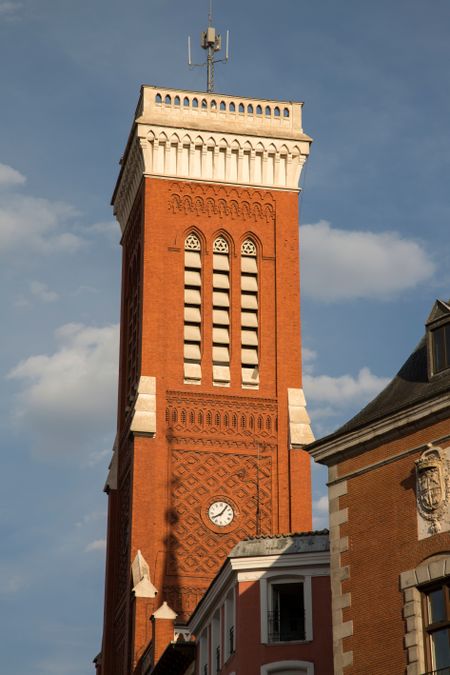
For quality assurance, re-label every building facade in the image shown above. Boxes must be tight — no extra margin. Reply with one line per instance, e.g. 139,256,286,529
308,300,450,675
187,532,332,675
99,87,315,673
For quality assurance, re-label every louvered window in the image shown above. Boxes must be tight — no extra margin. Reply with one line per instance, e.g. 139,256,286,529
212,236,231,386
241,238,259,388
184,234,202,384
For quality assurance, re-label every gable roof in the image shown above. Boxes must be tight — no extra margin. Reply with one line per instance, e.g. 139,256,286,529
308,330,450,453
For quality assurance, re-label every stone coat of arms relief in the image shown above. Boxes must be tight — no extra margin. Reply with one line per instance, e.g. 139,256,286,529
415,444,450,539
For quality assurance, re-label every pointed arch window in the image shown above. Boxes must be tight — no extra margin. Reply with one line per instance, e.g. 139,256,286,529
184,234,202,384
241,238,259,388
212,236,231,386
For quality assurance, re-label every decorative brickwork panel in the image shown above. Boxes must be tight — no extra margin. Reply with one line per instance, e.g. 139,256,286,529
166,391,278,447
168,449,273,583
168,182,275,223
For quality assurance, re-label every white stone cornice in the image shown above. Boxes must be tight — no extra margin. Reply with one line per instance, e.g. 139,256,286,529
112,86,312,232
309,393,450,465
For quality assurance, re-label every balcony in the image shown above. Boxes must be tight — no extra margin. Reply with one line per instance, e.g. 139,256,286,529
268,610,305,643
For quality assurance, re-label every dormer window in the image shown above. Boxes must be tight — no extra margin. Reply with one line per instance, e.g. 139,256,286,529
431,324,450,373
426,299,450,376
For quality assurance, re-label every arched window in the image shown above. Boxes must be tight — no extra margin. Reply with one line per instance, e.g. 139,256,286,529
241,238,259,388
201,98,208,109
283,107,290,118
192,98,199,108
247,104,254,114
274,106,280,117
256,105,262,115
212,236,231,386
155,93,162,104
265,105,271,116
220,100,226,111
174,95,180,106
239,102,245,113
165,94,171,105
184,233,202,384
229,101,236,112
183,97,190,107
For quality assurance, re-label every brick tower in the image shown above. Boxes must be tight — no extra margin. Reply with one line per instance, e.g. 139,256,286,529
99,87,314,674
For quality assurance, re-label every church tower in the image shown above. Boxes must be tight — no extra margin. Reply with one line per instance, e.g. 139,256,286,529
99,86,314,673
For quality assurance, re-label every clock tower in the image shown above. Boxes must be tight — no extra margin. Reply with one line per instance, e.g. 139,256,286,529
99,86,314,673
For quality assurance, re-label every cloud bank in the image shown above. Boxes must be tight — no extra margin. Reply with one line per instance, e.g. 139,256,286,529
8,323,119,460
301,221,435,301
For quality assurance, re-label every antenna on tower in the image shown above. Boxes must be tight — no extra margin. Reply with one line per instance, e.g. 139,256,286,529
188,0,230,93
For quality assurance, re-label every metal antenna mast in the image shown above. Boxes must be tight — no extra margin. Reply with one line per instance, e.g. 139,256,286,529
188,0,229,93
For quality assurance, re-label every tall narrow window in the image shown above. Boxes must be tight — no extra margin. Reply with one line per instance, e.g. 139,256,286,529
269,582,305,643
212,236,231,386
241,238,259,388
184,234,202,384
423,579,450,672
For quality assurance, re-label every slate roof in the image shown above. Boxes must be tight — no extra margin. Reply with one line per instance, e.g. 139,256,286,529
308,332,450,450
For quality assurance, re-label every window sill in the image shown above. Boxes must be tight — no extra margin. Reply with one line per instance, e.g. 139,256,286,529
264,639,312,646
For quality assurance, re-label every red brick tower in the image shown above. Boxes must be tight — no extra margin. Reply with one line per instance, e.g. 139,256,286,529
99,87,314,673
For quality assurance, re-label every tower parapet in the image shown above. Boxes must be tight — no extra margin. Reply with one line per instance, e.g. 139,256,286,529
112,86,312,231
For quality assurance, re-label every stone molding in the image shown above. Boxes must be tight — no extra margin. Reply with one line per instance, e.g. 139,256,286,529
328,476,353,674
309,393,450,465
400,555,450,674
130,376,156,435
131,549,158,598
288,388,315,447
112,87,312,231
152,601,177,620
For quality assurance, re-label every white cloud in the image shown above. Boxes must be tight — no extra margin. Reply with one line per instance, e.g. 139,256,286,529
0,162,25,187
301,220,435,301
0,194,84,254
85,539,106,553
88,220,121,243
0,2,22,19
8,323,119,460
30,281,59,303
304,367,390,406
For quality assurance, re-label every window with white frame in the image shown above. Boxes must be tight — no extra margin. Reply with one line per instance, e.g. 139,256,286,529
260,573,312,644
400,554,450,675
224,586,236,660
260,660,314,675
421,578,450,673
211,609,221,674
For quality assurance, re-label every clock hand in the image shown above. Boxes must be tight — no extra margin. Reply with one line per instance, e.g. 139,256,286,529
217,505,229,517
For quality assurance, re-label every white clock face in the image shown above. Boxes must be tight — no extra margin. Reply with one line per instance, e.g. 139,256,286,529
208,501,234,527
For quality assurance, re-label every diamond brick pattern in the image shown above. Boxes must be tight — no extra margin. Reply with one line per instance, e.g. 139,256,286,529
167,449,272,578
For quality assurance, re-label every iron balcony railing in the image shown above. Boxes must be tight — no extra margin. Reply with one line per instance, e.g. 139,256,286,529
215,645,220,673
268,610,305,642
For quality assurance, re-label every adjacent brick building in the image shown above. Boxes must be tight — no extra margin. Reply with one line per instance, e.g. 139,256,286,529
308,300,450,675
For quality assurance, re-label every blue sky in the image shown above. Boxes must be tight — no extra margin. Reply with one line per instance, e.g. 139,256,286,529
1,0,450,672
